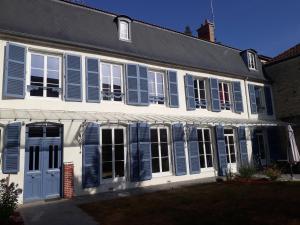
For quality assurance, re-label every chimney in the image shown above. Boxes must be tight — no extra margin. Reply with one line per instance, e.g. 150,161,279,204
197,19,215,42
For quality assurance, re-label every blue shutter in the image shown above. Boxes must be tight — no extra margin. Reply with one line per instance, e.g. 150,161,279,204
232,81,244,113
264,86,273,115
238,126,248,166
172,123,187,175
126,64,139,105
65,54,82,101
215,126,227,176
86,58,100,103
139,66,149,106
267,127,280,161
4,43,26,98
138,123,152,181
83,123,100,188
167,71,179,108
3,122,21,174
248,84,257,114
210,78,221,112
129,123,139,181
187,127,201,174
184,74,196,110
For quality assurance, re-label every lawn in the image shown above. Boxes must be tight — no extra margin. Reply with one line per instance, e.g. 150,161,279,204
79,182,300,225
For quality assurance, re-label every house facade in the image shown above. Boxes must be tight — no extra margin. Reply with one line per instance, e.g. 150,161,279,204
0,0,283,203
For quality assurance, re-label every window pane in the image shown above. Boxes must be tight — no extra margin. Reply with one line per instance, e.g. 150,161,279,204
231,154,236,163
46,126,60,137
49,145,53,169
115,161,124,177
114,129,124,144
102,129,112,144
152,158,160,173
230,145,235,154
198,143,204,155
200,155,205,168
47,56,59,71
54,145,59,169
161,157,169,172
150,129,158,142
29,146,34,171
151,143,159,157
102,162,113,179
102,145,112,162
161,143,168,157
34,146,39,170
205,142,211,154
115,145,124,161
204,130,210,141
197,129,203,142
160,129,167,143
28,127,43,137
31,54,44,68
199,80,205,89
206,155,213,168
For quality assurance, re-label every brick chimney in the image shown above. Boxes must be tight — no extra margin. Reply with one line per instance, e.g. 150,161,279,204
197,19,215,42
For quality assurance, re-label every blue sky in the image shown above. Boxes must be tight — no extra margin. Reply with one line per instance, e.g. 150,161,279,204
84,0,299,57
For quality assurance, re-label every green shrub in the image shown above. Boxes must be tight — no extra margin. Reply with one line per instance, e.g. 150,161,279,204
238,166,257,179
264,166,282,181
0,178,22,223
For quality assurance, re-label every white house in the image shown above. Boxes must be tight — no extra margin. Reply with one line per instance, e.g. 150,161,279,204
0,0,284,203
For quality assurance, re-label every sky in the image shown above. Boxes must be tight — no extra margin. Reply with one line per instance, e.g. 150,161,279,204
82,0,299,57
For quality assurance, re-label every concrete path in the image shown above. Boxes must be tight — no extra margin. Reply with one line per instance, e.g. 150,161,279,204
19,177,216,225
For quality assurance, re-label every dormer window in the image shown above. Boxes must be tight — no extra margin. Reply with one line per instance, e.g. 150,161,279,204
248,52,257,70
117,16,132,42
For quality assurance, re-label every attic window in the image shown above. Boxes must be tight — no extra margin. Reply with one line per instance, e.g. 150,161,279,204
117,17,131,42
248,52,257,70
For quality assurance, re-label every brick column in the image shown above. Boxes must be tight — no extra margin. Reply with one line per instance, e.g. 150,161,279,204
63,162,74,199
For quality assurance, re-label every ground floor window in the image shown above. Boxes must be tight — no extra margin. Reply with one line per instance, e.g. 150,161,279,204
255,130,268,166
101,127,126,180
197,128,213,168
150,127,171,175
224,129,237,164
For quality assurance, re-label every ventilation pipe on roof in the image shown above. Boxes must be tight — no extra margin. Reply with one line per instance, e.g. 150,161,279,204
197,19,215,42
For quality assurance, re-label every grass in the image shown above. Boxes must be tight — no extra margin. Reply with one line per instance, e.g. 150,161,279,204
79,182,300,225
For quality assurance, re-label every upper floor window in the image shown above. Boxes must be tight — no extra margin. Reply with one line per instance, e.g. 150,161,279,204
28,52,61,98
194,79,207,109
119,20,131,42
218,81,231,110
254,86,266,113
148,71,165,105
248,52,257,70
101,62,123,102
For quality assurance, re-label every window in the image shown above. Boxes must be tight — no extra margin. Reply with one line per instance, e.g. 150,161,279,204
194,79,207,109
29,146,40,171
119,20,130,41
101,62,123,101
197,128,213,168
248,52,257,70
29,53,61,98
224,129,236,165
254,86,266,113
101,127,126,180
218,82,231,110
256,132,266,161
150,127,171,175
148,71,165,104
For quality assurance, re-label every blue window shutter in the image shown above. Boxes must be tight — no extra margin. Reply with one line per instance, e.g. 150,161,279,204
129,123,140,181
65,54,82,101
184,74,196,110
138,66,149,106
172,123,187,176
167,71,179,108
83,123,100,188
126,64,139,105
187,127,200,174
210,78,221,112
248,84,257,114
3,122,21,174
264,86,273,115
86,58,100,103
138,123,152,181
232,81,244,113
4,43,26,98
238,126,248,166
215,126,227,176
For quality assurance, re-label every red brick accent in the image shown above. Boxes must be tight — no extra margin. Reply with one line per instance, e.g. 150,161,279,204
63,163,74,199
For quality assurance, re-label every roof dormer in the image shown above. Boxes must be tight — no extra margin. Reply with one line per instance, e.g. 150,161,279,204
241,49,258,71
116,15,132,42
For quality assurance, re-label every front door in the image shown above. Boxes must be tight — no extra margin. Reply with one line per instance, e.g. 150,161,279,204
24,125,62,202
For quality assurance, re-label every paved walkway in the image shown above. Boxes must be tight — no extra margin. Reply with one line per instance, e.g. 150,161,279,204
19,177,216,225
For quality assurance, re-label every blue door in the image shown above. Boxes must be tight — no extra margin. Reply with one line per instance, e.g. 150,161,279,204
24,126,62,202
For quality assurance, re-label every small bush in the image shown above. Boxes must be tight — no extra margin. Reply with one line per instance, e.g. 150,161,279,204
264,166,282,181
238,166,257,179
0,178,22,223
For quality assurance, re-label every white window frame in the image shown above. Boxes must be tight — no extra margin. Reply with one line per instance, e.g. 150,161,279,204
148,70,165,105
27,51,62,100
254,86,266,114
248,52,257,70
193,79,207,109
100,62,124,102
224,128,237,167
218,81,232,111
197,128,214,170
100,126,127,183
150,126,172,177
119,20,131,42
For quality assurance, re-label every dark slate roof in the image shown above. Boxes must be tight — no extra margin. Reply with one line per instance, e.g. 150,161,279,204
0,0,266,81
